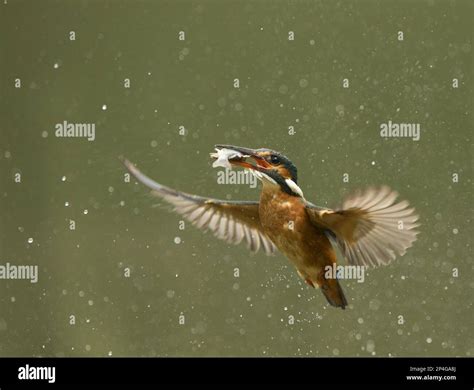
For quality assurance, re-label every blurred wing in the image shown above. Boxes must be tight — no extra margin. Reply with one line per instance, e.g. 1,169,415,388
306,186,419,268
123,159,276,255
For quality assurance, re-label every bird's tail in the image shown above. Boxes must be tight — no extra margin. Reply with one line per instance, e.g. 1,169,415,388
321,278,348,309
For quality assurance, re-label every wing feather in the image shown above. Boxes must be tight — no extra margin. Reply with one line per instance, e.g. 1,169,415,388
306,186,419,268
123,159,277,255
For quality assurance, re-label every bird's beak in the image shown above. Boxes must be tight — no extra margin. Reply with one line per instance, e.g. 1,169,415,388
213,144,272,171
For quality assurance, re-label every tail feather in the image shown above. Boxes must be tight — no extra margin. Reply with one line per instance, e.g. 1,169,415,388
321,279,348,309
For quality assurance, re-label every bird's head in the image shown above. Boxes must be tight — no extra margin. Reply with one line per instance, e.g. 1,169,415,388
212,144,303,197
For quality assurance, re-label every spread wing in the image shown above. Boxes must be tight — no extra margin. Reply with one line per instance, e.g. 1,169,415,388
123,159,277,255
306,186,419,268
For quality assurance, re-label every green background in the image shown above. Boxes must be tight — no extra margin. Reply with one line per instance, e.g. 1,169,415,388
0,0,472,356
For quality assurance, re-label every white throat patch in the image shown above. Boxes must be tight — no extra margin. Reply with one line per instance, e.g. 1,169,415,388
251,170,303,197
285,179,304,198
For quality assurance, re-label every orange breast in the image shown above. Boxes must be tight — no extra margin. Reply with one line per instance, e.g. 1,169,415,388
259,185,336,273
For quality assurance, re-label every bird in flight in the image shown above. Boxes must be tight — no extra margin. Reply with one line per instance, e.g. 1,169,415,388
123,145,419,309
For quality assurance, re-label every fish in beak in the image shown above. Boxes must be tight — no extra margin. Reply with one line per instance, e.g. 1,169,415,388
210,144,272,171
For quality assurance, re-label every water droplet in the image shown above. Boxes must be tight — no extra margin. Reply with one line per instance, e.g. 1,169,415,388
83,209,88,215
278,84,288,94
61,176,67,182
426,337,432,344
336,104,345,115
369,299,381,310
102,104,107,111
27,237,33,244
41,131,48,138
53,63,59,69
217,97,226,107
65,201,69,207
299,79,308,88
366,340,375,353
0,319,8,332
174,237,181,244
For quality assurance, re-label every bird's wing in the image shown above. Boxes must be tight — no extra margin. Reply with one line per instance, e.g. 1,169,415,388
123,159,277,255
305,186,419,268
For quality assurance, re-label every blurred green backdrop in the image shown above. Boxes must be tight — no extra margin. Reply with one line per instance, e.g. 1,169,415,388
0,0,472,356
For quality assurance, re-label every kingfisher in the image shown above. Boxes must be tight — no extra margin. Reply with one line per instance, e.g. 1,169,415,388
123,145,419,309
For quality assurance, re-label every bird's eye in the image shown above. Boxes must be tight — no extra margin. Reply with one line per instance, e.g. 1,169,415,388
270,155,280,164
